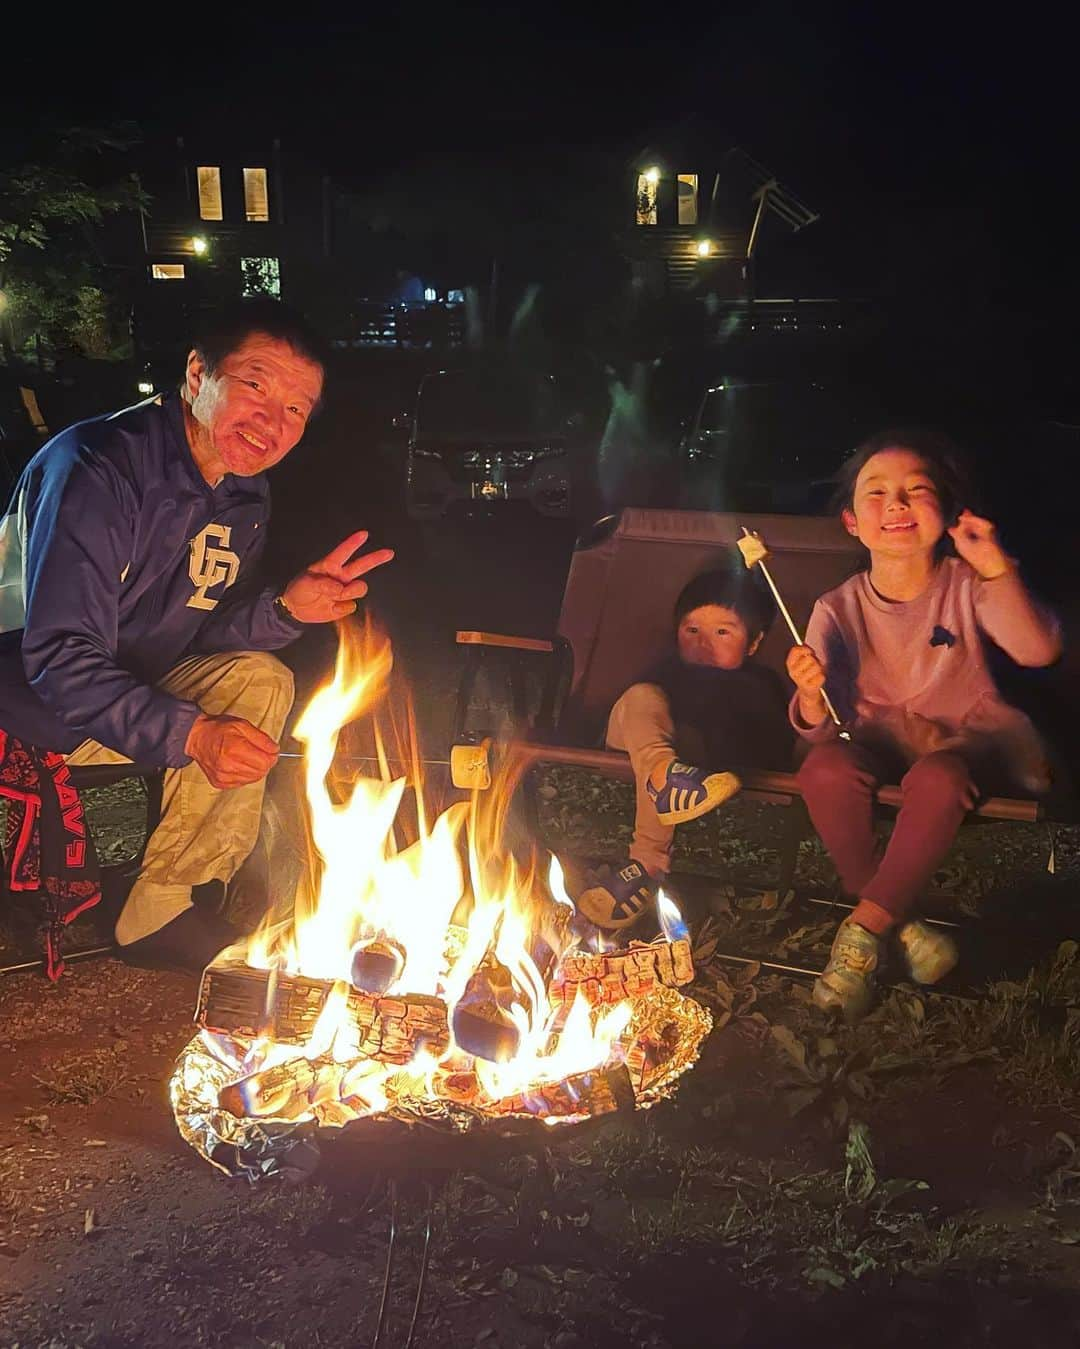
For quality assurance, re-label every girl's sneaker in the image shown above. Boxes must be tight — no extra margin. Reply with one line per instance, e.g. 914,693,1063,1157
577,860,658,930
896,920,958,985
646,760,741,826
813,918,881,1022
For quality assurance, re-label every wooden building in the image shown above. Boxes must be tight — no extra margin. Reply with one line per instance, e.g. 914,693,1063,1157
621,145,819,299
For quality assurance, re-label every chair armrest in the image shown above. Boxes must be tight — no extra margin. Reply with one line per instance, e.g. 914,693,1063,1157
456,630,555,653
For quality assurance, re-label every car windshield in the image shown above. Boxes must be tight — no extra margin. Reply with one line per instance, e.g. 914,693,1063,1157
417,372,563,437
697,382,856,470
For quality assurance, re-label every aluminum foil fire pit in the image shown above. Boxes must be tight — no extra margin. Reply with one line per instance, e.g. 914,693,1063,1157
170,624,711,1178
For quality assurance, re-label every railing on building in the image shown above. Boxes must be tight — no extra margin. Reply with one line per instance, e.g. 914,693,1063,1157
335,301,466,350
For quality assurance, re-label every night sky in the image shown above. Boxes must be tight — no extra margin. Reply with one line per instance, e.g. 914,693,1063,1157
9,7,1065,198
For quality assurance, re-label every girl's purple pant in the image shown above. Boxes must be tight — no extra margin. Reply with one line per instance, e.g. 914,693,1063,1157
797,741,978,925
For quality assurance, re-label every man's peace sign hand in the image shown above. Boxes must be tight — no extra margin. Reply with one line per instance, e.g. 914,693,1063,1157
281,530,394,623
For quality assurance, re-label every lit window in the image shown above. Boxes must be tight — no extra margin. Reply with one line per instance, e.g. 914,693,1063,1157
243,168,270,222
636,171,659,226
678,174,699,226
423,287,438,302
151,263,186,280
197,167,223,221
447,289,465,303
241,256,281,298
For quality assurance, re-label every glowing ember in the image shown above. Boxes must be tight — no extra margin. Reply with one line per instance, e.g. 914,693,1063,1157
171,623,710,1175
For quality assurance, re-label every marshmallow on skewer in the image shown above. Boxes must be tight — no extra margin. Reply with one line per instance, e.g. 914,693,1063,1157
735,531,770,570
737,527,851,739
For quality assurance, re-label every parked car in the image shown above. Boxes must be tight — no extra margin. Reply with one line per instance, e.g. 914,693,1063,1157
405,367,575,520
676,378,868,513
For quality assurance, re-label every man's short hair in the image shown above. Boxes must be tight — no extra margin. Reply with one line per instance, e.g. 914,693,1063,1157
190,299,330,382
674,556,775,639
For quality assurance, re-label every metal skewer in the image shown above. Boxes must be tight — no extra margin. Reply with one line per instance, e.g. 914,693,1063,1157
276,752,451,767
710,949,978,1004
740,527,850,740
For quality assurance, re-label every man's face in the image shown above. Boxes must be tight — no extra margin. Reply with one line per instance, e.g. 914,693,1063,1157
677,603,759,669
185,333,323,478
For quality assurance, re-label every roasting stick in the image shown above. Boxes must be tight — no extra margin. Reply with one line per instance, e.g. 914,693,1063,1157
277,752,451,767
710,949,977,1004
737,527,851,740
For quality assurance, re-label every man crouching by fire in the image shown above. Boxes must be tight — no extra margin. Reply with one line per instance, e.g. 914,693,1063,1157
0,300,392,971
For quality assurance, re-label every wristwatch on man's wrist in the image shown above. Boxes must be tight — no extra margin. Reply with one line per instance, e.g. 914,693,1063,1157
272,591,298,621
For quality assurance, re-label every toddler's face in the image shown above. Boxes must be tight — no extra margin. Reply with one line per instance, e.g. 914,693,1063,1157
677,604,759,669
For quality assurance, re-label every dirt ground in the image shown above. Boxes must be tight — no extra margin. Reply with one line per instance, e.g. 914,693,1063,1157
4,783,1080,1347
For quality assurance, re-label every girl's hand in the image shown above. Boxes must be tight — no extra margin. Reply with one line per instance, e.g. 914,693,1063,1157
786,644,826,693
947,510,1012,580
786,644,828,726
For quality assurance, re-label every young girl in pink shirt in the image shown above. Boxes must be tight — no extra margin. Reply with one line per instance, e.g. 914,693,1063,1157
787,429,1062,1020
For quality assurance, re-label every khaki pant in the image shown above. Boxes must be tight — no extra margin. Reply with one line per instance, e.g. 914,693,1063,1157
604,683,707,879
66,650,294,944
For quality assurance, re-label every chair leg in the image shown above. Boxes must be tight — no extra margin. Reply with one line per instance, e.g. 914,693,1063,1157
452,647,481,744
144,771,164,837
775,799,808,897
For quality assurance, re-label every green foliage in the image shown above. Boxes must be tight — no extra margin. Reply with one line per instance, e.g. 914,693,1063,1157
588,1122,1007,1298
0,124,146,361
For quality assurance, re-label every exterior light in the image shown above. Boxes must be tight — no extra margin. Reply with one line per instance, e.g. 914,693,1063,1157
191,236,209,256
696,238,714,258
137,380,155,395
644,166,661,184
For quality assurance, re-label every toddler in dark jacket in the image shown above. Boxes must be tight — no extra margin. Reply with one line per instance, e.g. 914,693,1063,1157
578,557,793,929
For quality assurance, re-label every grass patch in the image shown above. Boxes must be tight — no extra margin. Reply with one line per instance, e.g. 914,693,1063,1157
589,1122,1021,1296
32,1045,132,1106
716,939,1080,1120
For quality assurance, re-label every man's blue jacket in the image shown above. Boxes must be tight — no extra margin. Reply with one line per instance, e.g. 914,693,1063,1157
0,393,303,767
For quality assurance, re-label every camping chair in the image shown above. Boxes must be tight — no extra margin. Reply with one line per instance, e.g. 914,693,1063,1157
450,508,1045,907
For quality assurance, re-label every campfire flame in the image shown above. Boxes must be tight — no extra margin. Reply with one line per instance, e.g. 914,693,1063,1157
172,622,711,1172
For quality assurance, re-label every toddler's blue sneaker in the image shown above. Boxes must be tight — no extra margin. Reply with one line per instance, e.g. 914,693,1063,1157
646,760,741,827
577,859,658,931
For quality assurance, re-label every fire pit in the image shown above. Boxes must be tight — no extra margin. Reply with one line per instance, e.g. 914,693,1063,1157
171,623,711,1178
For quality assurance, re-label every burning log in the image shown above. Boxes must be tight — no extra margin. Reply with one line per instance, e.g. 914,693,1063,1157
349,936,407,994
431,1064,480,1105
451,956,521,1063
197,961,449,1064
195,963,333,1045
448,893,599,1064
551,938,694,1007
347,988,449,1064
218,1056,319,1119
490,1063,635,1120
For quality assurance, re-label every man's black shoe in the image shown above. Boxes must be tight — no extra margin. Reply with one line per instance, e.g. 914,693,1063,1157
117,907,238,974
